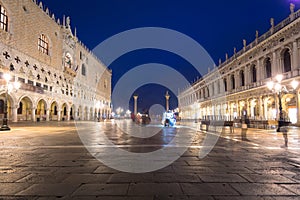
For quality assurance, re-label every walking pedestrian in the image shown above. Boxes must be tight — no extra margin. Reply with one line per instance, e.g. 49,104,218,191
280,126,288,148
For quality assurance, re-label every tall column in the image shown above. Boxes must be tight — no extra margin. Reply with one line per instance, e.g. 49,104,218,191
12,105,18,122
272,51,279,75
264,98,269,119
292,41,299,71
67,108,71,121
46,109,50,121
32,108,36,122
165,91,170,111
57,109,61,121
87,110,90,121
275,94,279,120
257,59,263,81
245,66,250,86
246,99,250,118
259,96,264,119
133,94,138,115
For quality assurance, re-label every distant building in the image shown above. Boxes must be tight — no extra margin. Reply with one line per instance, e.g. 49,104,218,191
178,4,300,124
0,0,111,122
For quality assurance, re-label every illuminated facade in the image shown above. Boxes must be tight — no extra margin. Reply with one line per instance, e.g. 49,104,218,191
0,0,111,122
179,4,300,124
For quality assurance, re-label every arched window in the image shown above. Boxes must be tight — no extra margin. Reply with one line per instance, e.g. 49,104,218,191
64,53,72,68
81,64,86,76
17,102,23,114
231,75,235,90
54,106,57,115
251,65,257,83
38,34,49,55
0,5,8,32
0,99,4,114
63,107,67,116
240,70,245,86
283,49,291,73
265,58,272,78
223,78,227,92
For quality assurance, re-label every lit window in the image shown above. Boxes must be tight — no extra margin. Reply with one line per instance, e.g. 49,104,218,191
38,34,49,55
64,53,72,68
81,64,86,76
0,5,8,32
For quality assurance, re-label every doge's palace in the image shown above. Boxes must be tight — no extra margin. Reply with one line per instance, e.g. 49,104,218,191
0,0,111,122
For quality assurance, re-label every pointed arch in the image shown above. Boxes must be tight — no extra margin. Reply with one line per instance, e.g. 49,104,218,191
283,48,291,73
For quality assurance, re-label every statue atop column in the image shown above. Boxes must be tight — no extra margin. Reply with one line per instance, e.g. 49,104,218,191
165,91,170,111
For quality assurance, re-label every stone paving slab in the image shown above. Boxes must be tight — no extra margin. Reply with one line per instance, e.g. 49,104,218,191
181,183,239,195
72,183,129,196
0,183,31,195
230,183,296,195
17,183,80,196
198,173,248,183
0,121,300,199
127,183,182,196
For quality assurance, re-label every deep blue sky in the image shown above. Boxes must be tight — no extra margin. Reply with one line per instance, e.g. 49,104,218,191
41,0,299,113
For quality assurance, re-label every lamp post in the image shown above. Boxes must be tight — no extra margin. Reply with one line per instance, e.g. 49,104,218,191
267,74,299,132
0,73,20,131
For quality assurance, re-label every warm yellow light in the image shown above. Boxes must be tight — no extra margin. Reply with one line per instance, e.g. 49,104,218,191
267,81,274,90
3,73,11,82
13,81,21,90
275,74,283,83
274,83,282,92
291,80,299,90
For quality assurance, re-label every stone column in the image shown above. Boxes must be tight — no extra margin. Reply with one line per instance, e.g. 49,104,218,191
46,109,50,121
272,51,279,75
67,108,71,121
32,108,36,122
245,66,250,86
57,109,61,121
12,105,18,123
87,110,90,121
165,91,170,111
237,100,240,117
133,94,138,115
246,99,250,118
264,98,269,119
292,41,298,71
259,96,264,119
257,59,263,81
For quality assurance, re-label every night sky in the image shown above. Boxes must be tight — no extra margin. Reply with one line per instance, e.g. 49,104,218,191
40,0,299,113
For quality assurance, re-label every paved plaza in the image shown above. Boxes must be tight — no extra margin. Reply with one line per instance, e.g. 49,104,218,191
0,120,300,199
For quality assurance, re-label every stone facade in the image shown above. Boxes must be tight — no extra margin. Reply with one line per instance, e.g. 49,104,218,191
179,4,300,124
0,0,112,122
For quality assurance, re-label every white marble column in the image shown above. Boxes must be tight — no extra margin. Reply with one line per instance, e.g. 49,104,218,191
12,105,18,122
57,109,61,121
32,108,36,122
292,41,299,71
67,108,71,121
259,96,263,119
257,59,263,81
272,51,279,75
46,109,50,121
133,95,138,115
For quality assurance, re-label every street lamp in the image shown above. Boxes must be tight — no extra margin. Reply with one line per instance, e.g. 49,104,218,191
267,74,299,132
0,73,21,131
